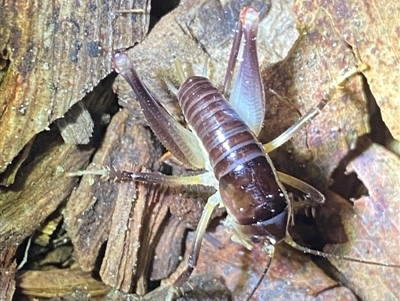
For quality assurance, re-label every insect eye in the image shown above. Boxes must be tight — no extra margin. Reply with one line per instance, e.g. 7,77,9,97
250,235,261,243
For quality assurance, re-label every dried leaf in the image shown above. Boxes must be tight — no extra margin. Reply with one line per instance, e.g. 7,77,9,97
175,224,357,301
262,6,369,188
295,0,400,141
324,143,400,301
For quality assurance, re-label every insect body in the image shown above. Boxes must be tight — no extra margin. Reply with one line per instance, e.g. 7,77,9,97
178,75,289,245
111,6,399,300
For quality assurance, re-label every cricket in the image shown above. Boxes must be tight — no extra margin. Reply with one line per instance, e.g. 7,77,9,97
73,6,400,300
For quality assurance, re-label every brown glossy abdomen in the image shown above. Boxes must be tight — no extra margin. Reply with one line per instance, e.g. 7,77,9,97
177,76,288,241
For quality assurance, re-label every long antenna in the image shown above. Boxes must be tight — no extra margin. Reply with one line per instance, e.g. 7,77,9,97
284,236,400,268
245,244,274,301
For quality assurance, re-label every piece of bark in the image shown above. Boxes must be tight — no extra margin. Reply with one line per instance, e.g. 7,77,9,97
16,268,109,298
0,139,34,187
0,72,116,250
99,180,169,295
0,0,150,176
55,101,95,145
0,246,17,301
64,109,163,292
0,131,94,250
151,215,187,280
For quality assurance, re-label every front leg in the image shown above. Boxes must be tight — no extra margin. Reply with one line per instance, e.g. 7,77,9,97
166,193,221,301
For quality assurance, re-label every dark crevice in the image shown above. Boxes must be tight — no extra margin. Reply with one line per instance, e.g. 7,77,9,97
149,0,180,30
330,73,394,202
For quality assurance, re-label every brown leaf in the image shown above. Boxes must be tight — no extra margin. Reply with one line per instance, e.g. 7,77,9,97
324,143,400,301
176,224,357,301
262,5,369,189
294,0,400,141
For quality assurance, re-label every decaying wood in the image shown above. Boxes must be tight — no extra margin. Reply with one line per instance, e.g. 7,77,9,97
0,0,150,177
0,131,93,249
56,101,95,145
151,216,187,280
64,108,165,294
0,246,17,301
0,73,117,250
99,180,169,295
16,268,109,298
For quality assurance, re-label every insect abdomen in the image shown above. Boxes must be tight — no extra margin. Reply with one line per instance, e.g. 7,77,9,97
178,76,261,178
177,76,288,242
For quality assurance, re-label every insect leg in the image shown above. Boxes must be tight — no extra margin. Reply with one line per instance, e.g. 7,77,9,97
276,171,325,205
263,99,328,152
167,193,221,300
68,168,217,187
222,8,243,96
110,169,218,187
113,52,205,169
226,7,266,136
263,64,367,153
277,171,325,225
284,235,400,268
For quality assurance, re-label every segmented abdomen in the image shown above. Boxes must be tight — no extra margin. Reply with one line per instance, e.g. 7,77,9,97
177,76,264,179
177,75,287,240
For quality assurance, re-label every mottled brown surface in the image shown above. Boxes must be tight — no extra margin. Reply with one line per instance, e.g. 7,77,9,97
174,224,357,300
64,109,165,295
16,268,109,298
1,0,399,299
100,181,169,295
295,0,400,141
324,143,400,301
0,71,116,248
261,9,368,188
0,0,150,175
0,131,94,249
0,246,17,301
151,216,187,280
